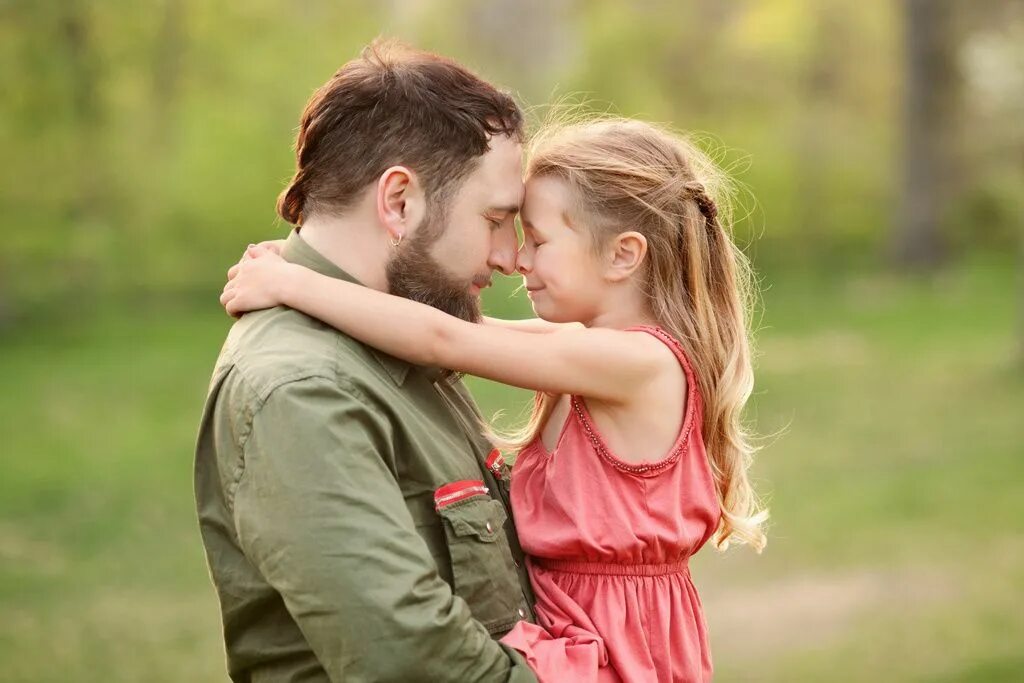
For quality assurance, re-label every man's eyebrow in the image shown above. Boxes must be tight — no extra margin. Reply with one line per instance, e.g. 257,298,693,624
488,203,521,216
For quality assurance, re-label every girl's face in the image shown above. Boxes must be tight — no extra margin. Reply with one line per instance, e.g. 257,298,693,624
516,175,607,323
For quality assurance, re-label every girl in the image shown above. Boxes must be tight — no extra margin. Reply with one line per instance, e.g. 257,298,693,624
222,118,767,682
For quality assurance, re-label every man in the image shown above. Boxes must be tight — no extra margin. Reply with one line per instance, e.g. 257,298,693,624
195,40,537,682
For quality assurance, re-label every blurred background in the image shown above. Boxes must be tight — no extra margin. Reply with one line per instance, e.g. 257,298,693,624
1,1,1022,681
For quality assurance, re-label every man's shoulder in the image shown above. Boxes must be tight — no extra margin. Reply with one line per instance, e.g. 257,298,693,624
215,306,384,401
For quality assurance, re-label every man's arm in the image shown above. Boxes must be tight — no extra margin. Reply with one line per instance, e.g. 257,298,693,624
232,376,535,682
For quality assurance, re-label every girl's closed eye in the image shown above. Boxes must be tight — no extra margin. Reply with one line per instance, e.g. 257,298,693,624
524,225,544,246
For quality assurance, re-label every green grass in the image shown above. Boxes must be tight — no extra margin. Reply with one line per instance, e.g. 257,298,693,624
1,260,1021,681
697,259,1024,682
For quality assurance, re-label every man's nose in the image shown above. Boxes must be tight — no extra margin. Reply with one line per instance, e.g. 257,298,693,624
488,222,518,276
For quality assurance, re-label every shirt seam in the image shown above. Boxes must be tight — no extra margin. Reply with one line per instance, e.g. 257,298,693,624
225,370,378,514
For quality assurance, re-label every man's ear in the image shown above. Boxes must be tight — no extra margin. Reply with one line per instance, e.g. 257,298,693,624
604,231,648,282
376,166,426,243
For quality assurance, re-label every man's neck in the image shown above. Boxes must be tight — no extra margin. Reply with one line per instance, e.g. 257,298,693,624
298,211,389,291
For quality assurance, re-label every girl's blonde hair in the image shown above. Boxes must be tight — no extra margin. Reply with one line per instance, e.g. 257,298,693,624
498,117,768,552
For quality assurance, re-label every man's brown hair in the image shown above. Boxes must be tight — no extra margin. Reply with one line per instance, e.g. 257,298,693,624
277,39,524,225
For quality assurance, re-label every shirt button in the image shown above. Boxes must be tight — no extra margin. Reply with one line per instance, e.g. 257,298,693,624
518,608,527,618
485,522,493,533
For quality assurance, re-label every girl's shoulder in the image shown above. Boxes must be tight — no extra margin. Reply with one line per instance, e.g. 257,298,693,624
574,328,693,469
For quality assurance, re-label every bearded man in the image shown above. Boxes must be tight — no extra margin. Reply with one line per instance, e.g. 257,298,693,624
194,40,537,682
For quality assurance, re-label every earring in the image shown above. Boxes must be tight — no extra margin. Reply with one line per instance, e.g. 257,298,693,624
389,233,404,248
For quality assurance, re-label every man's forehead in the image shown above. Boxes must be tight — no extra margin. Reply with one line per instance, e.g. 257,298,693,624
470,173,524,213
458,177,522,214
494,179,524,213
459,135,523,208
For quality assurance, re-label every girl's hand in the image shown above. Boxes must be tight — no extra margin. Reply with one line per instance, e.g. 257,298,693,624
220,244,296,317
247,238,287,256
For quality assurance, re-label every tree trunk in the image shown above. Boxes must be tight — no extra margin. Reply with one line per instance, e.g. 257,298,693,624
1019,230,1024,368
151,0,185,141
894,0,959,269
796,1,844,266
1019,147,1024,368
61,1,103,223
463,0,576,98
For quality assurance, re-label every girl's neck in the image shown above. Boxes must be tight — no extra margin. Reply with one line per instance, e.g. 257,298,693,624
585,307,660,331
583,280,660,330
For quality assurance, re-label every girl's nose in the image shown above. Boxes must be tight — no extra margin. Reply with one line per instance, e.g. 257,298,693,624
516,246,532,275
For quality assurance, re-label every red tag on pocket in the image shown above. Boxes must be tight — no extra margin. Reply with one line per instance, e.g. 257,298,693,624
485,449,505,478
434,479,489,510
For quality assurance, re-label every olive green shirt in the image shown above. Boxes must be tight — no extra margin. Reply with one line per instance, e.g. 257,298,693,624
195,231,536,682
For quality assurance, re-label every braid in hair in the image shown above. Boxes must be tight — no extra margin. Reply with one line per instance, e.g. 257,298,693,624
276,171,308,225
683,180,719,225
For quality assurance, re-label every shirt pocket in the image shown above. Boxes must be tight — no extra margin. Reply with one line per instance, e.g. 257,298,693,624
435,480,522,635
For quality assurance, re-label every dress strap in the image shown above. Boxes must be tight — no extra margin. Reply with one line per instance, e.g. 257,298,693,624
624,325,696,380
568,325,700,477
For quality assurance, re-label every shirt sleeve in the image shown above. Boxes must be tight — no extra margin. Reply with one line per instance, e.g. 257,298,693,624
232,376,536,682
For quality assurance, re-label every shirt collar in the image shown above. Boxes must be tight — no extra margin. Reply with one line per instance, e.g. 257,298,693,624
281,229,438,386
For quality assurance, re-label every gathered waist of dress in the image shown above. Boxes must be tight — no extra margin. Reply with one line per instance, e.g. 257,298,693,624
532,557,690,577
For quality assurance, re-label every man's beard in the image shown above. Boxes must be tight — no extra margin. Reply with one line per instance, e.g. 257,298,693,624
385,211,481,325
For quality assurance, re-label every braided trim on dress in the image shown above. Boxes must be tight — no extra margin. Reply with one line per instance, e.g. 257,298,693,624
569,325,698,476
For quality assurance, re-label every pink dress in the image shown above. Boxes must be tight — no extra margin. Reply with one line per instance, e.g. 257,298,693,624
501,326,722,683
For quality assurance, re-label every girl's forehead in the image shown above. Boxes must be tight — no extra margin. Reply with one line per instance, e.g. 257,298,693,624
523,175,573,215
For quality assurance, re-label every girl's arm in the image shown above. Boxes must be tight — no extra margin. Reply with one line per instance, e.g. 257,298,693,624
222,250,665,404
481,317,582,334
232,245,573,334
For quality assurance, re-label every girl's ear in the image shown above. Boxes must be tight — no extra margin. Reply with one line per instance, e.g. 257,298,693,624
604,231,648,282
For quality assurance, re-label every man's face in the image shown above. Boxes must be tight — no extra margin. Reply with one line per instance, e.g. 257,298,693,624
385,135,523,322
